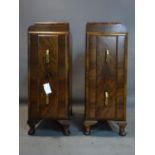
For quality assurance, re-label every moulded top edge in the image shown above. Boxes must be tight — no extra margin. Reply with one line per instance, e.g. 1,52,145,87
28,31,69,34
87,32,128,35
86,22,122,25
34,21,69,24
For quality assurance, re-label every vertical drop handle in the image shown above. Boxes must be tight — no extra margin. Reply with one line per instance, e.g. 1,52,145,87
45,49,50,64
105,91,109,106
105,49,110,63
46,95,49,104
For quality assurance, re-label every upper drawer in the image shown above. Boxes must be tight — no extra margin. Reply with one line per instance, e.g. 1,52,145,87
87,35,117,79
86,22,127,80
96,35,117,78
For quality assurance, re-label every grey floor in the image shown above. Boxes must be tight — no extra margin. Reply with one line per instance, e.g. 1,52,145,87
19,102,135,155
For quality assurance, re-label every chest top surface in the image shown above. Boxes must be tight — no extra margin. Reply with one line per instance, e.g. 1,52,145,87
28,22,69,33
86,22,127,34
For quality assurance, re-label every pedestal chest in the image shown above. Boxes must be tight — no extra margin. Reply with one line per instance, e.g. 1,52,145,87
84,23,128,136
27,22,71,135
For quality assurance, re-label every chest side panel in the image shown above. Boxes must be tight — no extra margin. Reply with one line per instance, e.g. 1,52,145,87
85,35,97,119
116,35,127,120
57,34,69,119
28,34,40,118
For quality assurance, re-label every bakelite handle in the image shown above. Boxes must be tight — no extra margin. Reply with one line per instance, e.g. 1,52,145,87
105,91,109,106
105,49,110,63
46,95,49,105
45,49,50,64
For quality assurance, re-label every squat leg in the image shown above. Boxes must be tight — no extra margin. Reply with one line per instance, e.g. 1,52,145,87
84,120,97,135
27,119,40,135
117,121,127,136
58,120,70,136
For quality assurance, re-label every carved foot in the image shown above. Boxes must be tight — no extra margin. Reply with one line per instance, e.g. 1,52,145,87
28,126,35,135
70,106,73,116
84,120,97,135
27,119,40,136
84,126,91,135
58,120,70,136
63,126,70,136
117,122,127,136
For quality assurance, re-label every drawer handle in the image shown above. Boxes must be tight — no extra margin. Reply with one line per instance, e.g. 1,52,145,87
105,49,110,63
46,95,49,105
105,91,109,106
45,49,50,64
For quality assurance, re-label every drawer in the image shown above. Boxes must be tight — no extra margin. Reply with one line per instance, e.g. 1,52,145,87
96,36,117,77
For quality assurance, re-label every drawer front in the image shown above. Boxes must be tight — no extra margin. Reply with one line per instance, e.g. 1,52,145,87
96,36,116,119
38,34,69,119
86,34,127,120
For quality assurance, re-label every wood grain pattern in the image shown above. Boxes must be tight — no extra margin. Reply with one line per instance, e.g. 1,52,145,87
86,22,127,33
86,35,96,119
58,34,68,119
28,22,69,32
96,36,116,119
116,35,126,120
28,34,40,119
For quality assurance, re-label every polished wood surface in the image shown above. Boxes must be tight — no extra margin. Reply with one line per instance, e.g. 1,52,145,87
28,22,69,32
84,22,128,136
27,23,70,135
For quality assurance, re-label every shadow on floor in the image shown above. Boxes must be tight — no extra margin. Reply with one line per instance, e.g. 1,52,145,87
29,113,120,137
21,103,134,137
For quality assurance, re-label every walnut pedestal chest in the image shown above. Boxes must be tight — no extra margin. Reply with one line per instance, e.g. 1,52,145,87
84,23,128,136
27,22,71,135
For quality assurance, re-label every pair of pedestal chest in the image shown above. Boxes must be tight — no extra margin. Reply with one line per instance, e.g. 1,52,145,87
27,22,128,136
